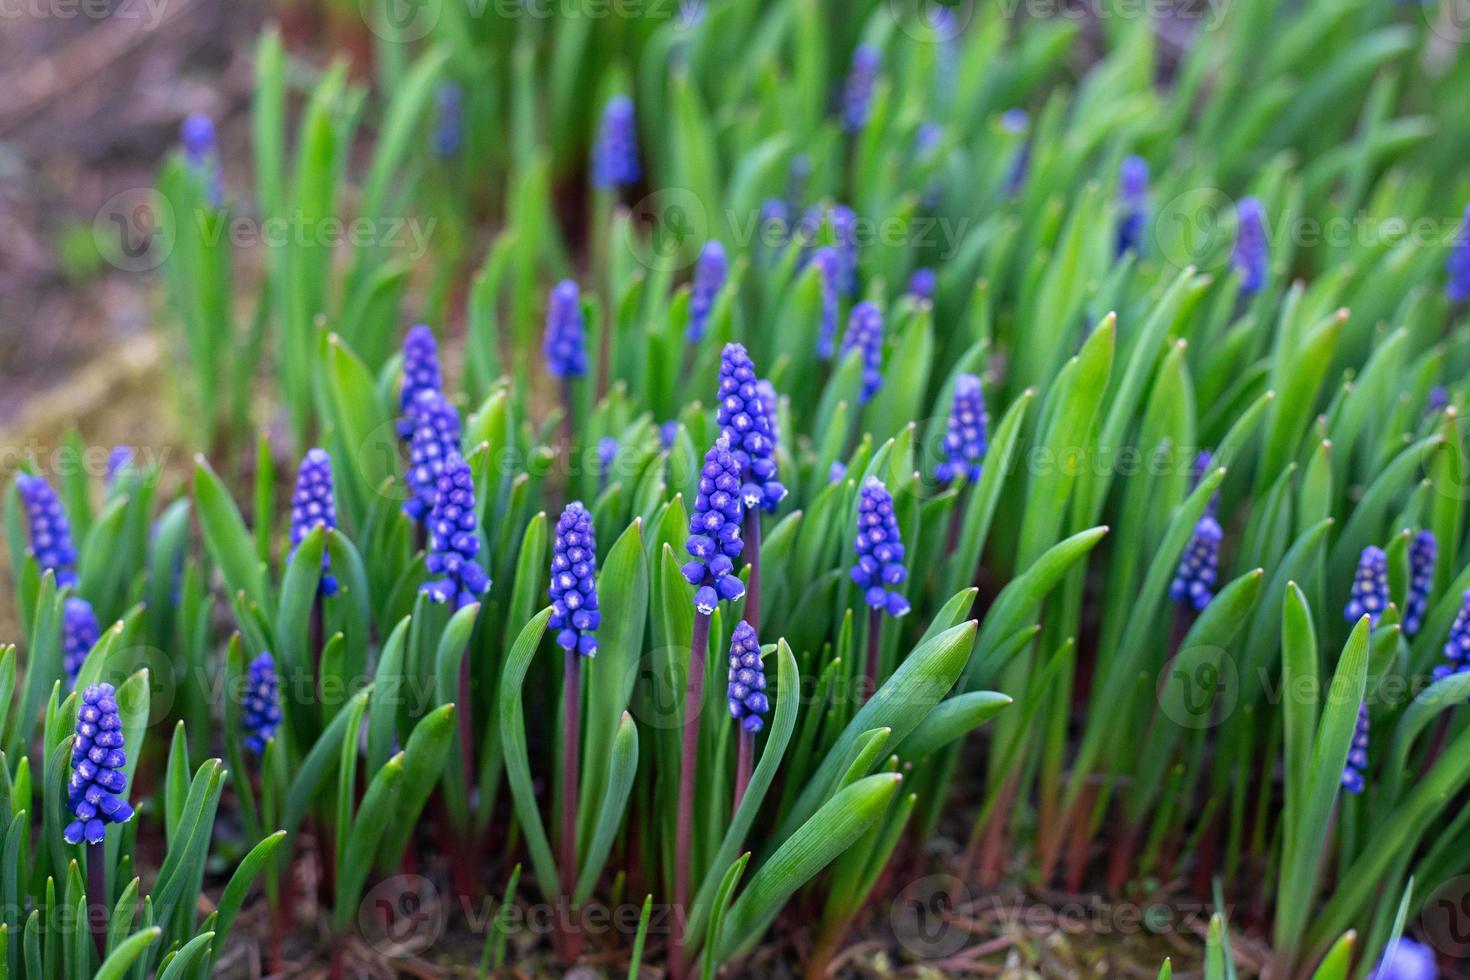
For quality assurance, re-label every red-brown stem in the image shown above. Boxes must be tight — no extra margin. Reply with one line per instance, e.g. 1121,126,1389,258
977,773,1020,887
864,607,882,702
945,490,964,555
1190,809,1223,897
87,840,106,963
560,650,583,961
742,509,762,633
1063,783,1097,893
1105,821,1142,895
458,645,475,795
671,611,711,980
734,728,754,819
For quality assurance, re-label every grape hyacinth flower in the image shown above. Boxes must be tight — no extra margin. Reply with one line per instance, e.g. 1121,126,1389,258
1447,203,1470,304
64,684,135,845
1117,155,1149,256
812,246,842,359
181,112,222,206
688,241,728,343
404,389,462,523
1001,109,1030,194
1169,516,1223,611
1345,545,1389,627
727,621,769,732
62,597,100,688
549,503,601,656
1232,197,1269,295
544,279,588,380
421,453,490,610
842,44,880,133
757,198,790,259
289,449,339,596
681,435,746,615
840,302,885,403
1428,385,1449,415
1432,590,1470,683
829,461,848,484
829,204,860,296
434,81,463,158
717,344,786,513
660,420,680,450
1372,937,1439,980
1192,450,1219,517
15,473,78,588
106,446,134,489
398,324,443,438
914,122,943,159
592,95,641,189
1341,704,1369,794
1404,530,1437,638
242,652,282,753
597,437,618,485
907,267,936,302
852,478,910,618
935,374,989,485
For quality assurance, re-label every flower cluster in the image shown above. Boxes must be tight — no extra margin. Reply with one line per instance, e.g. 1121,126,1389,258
290,449,339,596
16,473,78,588
544,279,588,379
181,112,222,206
242,652,282,754
422,453,491,610
935,374,989,485
549,503,601,656
62,597,100,688
852,478,910,617
1372,938,1439,980
1403,530,1436,638
1169,516,1223,610
1232,197,1269,294
404,389,463,523
592,95,641,189
1002,109,1030,193
716,344,785,512
840,302,885,403
688,241,728,343
64,683,135,845
106,446,134,488
726,621,769,732
398,324,443,437
1433,589,1470,682
842,44,880,133
681,435,746,615
1447,203,1470,304
1340,704,1369,795
907,267,936,301
434,81,463,158
1116,155,1149,256
597,437,619,481
1344,545,1389,626
811,246,842,359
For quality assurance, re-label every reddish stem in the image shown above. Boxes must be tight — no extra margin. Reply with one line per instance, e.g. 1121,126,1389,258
671,611,711,980
561,650,584,961
733,728,754,819
864,607,882,702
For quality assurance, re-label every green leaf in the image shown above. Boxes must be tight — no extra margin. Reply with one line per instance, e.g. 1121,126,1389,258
194,457,268,609
498,608,560,900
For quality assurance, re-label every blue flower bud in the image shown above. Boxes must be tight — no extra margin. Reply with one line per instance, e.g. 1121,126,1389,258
717,344,786,512
1448,204,1470,304
851,478,909,617
1169,516,1223,610
935,374,988,485
592,95,641,189
15,473,77,588
62,597,100,689
64,683,135,844
290,449,339,596
1372,937,1438,980
683,435,745,614
688,241,728,343
811,246,842,359
1340,704,1369,794
840,302,885,403
544,280,588,379
1117,155,1149,256
549,503,601,656
726,621,769,732
404,390,463,523
907,267,936,301
1404,530,1436,638
242,652,282,754
1231,197,1269,295
842,45,880,133
434,81,463,159
421,453,490,610
180,112,222,206
1345,545,1389,626
398,324,443,439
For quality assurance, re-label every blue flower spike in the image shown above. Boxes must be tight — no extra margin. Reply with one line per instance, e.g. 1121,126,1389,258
243,652,282,754
1341,704,1369,794
290,449,339,596
64,683,135,845
63,597,101,688
716,343,786,512
15,473,78,588
1169,516,1223,611
1404,530,1436,638
811,246,842,359
1447,203,1470,304
688,241,728,344
398,324,443,438
592,95,641,189
842,44,880,133
421,453,490,610
935,374,989,485
726,621,769,733
1117,155,1149,256
434,81,463,158
1232,196,1269,295
841,302,885,403
544,279,588,380
1344,545,1389,627
549,503,601,657
1373,937,1439,980
1433,589,1470,683
851,477,910,618
404,389,462,523
907,267,936,302
180,112,222,206
681,434,746,615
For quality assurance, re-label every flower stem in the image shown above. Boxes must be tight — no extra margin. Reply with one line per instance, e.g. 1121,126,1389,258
672,610,711,980
459,644,475,793
742,509,762,632
560,649,583,960
864,607,882,702
733,729,754,820
87,840,106,963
